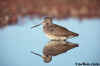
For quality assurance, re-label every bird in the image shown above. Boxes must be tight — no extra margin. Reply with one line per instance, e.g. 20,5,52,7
31,17,79,40
31,40,79,63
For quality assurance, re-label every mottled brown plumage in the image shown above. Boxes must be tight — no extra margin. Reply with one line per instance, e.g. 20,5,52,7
31,40,78,63
43,24,78,39
42,17,79,40
43,40,78,56
31,17,79,40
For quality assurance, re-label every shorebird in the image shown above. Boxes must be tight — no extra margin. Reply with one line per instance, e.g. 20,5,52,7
31,40,78,63
31,17,79,40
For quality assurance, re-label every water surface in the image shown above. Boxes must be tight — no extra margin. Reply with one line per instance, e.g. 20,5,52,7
0,18,100,66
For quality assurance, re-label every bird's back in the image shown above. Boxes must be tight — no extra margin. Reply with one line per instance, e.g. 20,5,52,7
43,24,78,37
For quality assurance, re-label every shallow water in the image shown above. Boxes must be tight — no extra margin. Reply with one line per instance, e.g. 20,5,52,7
0,18,100,66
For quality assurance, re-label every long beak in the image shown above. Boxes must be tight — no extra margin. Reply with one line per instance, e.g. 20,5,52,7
31,23,42,29
31,51,42,57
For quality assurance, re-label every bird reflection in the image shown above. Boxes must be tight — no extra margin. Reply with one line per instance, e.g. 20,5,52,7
31,40,79,63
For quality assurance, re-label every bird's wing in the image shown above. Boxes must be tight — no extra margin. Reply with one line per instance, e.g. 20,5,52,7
47,24,74,37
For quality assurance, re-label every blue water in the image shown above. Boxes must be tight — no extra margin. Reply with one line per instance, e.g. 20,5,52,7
0,18,100,66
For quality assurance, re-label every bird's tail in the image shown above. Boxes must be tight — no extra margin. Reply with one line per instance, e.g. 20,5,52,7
71,32,79,37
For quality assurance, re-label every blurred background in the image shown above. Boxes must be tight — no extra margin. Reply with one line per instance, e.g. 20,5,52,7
0,0,100,66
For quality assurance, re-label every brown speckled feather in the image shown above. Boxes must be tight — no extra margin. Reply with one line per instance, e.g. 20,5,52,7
43,41,78,56
43,24,78,37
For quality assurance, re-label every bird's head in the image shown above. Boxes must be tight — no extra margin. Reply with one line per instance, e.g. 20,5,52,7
42,17,53,25
42,55,52,63
31,17,53,29
43,17,53,21
31,51,52,63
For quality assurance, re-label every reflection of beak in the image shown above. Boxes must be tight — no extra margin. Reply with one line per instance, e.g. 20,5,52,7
31,23,42,29
31,51,42,57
